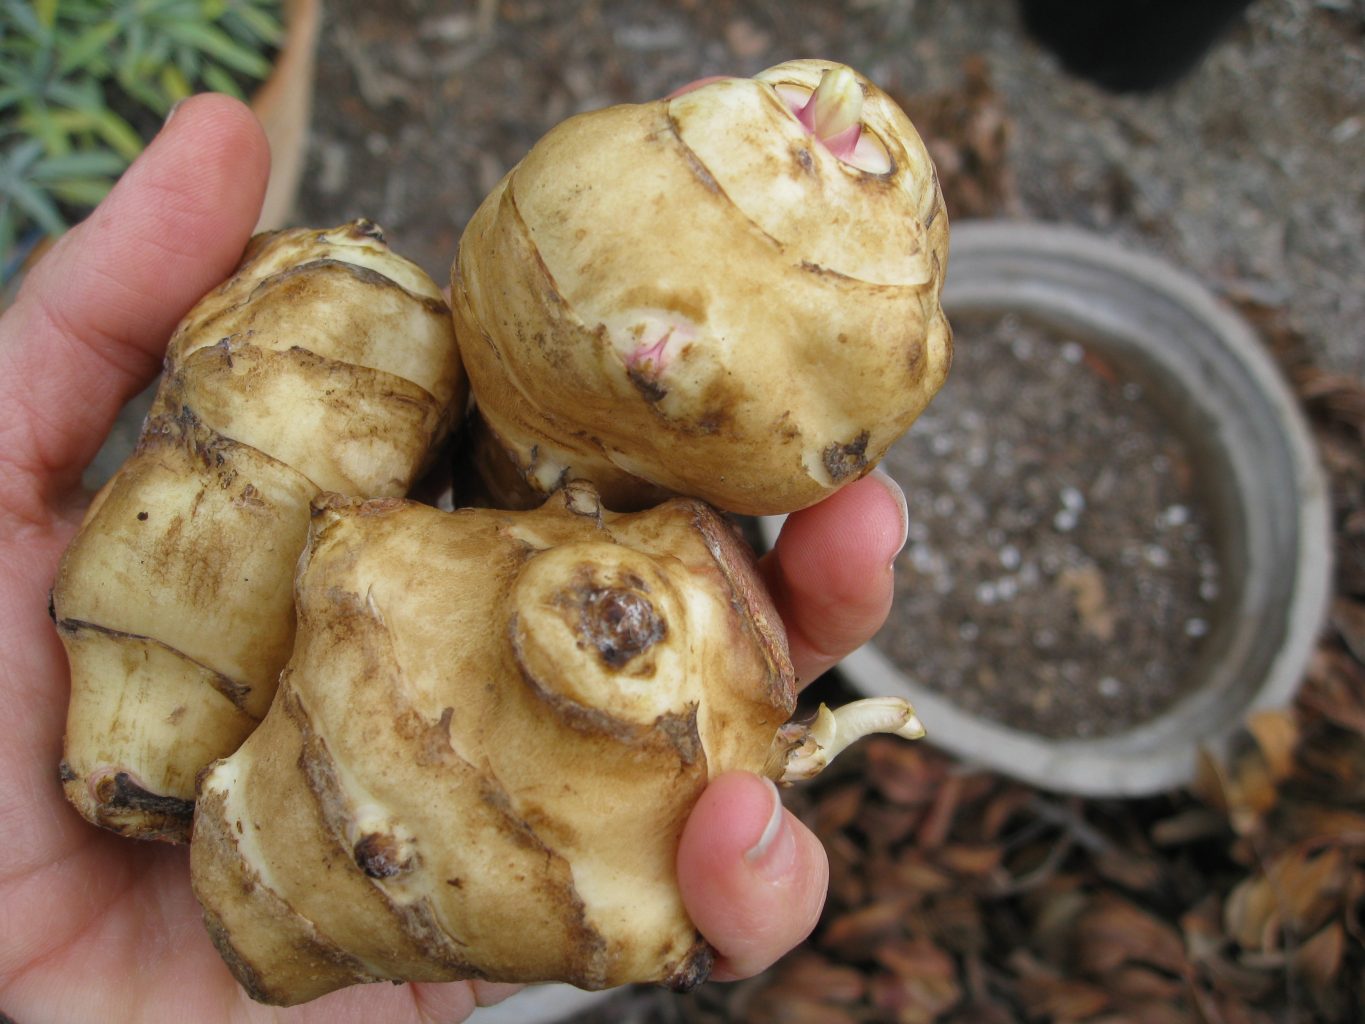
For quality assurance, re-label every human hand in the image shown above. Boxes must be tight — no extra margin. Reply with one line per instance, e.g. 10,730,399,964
0,95,906,1022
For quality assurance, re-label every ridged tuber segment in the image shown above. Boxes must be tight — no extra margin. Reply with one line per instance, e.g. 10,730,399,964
52,221,464,842
452,58,950,516
190,484,795,1004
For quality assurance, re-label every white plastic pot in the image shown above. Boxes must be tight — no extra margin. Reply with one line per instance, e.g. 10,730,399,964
765,221,1332,797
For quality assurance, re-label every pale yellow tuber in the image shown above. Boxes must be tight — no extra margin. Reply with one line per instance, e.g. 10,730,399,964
52,221,465,842
190,484,922,1005
452,58,951,515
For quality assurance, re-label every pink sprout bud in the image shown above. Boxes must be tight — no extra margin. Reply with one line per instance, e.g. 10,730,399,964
782,67,891,173
797,67,863,147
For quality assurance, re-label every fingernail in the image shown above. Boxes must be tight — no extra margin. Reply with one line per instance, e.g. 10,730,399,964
869,466,909,566
743,777,797,881
162,99,185,130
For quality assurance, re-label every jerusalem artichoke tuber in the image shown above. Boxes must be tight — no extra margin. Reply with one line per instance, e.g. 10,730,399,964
191,483,922,1004
52,221,465,842
451,58,951,515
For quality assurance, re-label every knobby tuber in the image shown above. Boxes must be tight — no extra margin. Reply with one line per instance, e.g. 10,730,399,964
191,484,923,1005
452,59,951,515
52,221,465,841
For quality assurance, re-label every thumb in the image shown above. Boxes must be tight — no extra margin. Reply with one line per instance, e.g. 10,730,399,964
677,771,829,981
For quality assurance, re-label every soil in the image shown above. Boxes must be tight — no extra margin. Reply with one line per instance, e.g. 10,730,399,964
876,312,1223,739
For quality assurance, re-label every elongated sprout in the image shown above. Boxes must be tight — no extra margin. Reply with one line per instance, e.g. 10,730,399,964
779,697,926,783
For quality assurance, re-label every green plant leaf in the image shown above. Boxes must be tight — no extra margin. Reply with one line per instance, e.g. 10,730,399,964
164,19,270,78
48,177,114,206
159,62,192,104
1,175,67,236
57,21,122,77
35,0,58,31
17,105,73,156
1,137,46,175
3,0,46,39
229,4,283,48
49,107,143,162
85,107,144,162
0,204,17,270
199,62,242,98
27,150,127,179
0,85,25,112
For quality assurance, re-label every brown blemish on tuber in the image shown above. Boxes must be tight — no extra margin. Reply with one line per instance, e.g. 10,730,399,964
823,430,871,482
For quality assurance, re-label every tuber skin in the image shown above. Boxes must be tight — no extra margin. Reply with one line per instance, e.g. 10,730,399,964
451,58,951,516
190,483,921,1005
51,221,465,842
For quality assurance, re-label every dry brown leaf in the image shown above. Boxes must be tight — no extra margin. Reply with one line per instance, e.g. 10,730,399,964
1094,845,1165,892
1152,807,1229,847
1225,847,1347,954
1344,867,1365,944
887,851,958,896
925,892,988,956
1224,872,1281,953
1244,709,1301,783
865,737,946,806
811,782,864,836
1292,920,1345,992
820,900,908,959
1085,1001,1195,1024
1029,884,1090,966
1272,846,1349,936
1193,746,1278,836
1330,597,1365,663
916,773,966,849
825,831,870,908
871,965,964,1024
1107,964,1190,1001
1299,648,1365,737
980,784,1034,841
1201,994,1280,1024
861,801,923,850
873,933,958,981
1195,949,1280,1003
1182,894,1228,964
1015,975,1113,1021
748,992,861,1024
938,843,1005,877
1076,894,1189,976
768,950,866,1004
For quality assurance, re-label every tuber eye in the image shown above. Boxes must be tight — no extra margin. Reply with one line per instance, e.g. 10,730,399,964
576,585,666,668
352,832,412,879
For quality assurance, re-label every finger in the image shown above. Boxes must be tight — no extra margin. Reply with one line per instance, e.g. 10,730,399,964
676,771,829,981
760,469,909,687
0,93,269,511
